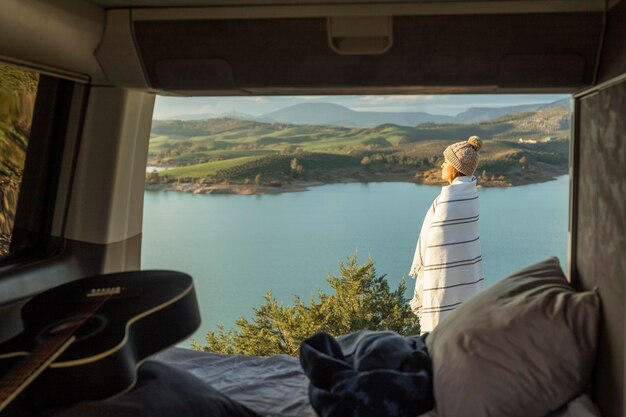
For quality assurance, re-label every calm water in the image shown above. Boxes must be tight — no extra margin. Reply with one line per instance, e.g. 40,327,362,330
141,176,569,342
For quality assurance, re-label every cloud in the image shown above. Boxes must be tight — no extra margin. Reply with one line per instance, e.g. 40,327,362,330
359,95,435,104
297,96,329,100
200,104,218,112
351,106,433,113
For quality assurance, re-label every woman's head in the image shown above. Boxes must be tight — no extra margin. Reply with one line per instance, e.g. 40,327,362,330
442,136,482,181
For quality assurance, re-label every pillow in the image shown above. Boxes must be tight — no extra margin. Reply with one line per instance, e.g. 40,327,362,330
548,394,602,417
426,258,600,417
419,394,602,417
39,361,262,417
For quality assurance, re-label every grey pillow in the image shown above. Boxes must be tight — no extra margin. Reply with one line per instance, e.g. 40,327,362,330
418,394,602,417
426,258,600,417
548,394,602,417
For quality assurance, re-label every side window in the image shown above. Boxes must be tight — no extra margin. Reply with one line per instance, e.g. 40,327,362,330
0,65,39,255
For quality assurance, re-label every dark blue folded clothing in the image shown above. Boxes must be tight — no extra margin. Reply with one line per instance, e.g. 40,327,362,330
300,331,434,417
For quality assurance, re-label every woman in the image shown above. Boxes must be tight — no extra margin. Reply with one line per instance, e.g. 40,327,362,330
409,136,484,334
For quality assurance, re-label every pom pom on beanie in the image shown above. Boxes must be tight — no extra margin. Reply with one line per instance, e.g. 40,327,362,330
467,136,482,151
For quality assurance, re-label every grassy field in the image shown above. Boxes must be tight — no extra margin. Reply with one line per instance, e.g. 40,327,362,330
159,156,259,178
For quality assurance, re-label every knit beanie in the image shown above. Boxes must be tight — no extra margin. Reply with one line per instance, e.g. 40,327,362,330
443,136,482,176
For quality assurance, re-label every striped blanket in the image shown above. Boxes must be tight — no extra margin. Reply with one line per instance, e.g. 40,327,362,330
409,176,484,334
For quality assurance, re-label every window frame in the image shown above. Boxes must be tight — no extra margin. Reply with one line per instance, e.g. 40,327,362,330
0,74,87,266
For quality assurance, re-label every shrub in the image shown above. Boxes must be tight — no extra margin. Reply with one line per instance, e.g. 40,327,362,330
192,255,419,356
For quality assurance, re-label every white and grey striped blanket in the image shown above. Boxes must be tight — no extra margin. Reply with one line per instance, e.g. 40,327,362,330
409,176,484,334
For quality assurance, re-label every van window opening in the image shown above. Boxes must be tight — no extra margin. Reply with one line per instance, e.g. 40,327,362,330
141,94,570,354
0,65,38,256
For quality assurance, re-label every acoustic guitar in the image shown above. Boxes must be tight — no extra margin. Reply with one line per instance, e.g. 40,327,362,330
0,270,201,414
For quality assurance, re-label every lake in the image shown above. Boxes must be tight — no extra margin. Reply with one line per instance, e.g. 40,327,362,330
141,176,569,343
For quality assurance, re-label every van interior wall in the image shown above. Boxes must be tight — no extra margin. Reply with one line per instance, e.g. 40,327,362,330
575,77,626,417
64,87,154,253
572,3,626,416
0,86,154,344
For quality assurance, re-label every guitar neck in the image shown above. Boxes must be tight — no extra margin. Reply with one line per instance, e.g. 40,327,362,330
0,295,109,413
0,334,76,412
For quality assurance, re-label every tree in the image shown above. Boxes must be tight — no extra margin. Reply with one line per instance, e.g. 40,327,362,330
519,156,529,171
145,170,160,184
192,255,420,357
191,145,209,153
290,158,304,176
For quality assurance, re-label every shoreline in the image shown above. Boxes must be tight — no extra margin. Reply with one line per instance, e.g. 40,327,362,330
144,172,567,196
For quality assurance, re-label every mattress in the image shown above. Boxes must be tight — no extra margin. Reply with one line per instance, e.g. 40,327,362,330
154,347,315,417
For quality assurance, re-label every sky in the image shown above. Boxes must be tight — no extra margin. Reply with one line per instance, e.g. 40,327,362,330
153,94,570,120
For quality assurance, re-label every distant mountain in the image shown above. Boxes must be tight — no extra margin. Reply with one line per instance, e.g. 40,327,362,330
453,98,570,124
538,97,571,110
163,98,570,127
453,104,541,124
261,99,570,127
220,111,278,123
166,113,217,120
167,111,275,123
262,103,454,126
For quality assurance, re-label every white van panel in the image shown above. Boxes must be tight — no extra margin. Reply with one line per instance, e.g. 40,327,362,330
64,87,155,245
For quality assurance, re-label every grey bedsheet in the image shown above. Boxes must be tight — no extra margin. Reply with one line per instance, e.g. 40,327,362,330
153,348,316,417
153,348,600,417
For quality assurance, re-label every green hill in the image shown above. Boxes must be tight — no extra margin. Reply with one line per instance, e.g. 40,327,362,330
147,107,570,188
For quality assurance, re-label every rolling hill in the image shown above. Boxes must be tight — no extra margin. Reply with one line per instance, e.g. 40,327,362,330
147,106,570,191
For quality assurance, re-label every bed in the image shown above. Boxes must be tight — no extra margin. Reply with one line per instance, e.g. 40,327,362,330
38,258,603,417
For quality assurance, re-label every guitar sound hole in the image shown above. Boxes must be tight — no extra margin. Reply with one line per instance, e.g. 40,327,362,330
37,315,107,343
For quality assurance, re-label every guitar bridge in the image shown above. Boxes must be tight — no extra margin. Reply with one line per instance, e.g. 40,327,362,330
86,287,122,297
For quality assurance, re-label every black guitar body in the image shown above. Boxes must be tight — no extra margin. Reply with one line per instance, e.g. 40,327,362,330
0,270,201,411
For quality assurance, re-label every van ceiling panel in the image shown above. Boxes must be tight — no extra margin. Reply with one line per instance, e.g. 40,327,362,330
0,0,104,82
598,0,626,83
133,13,601,94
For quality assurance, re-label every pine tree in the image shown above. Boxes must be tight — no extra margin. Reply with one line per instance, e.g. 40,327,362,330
193,255,420,356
